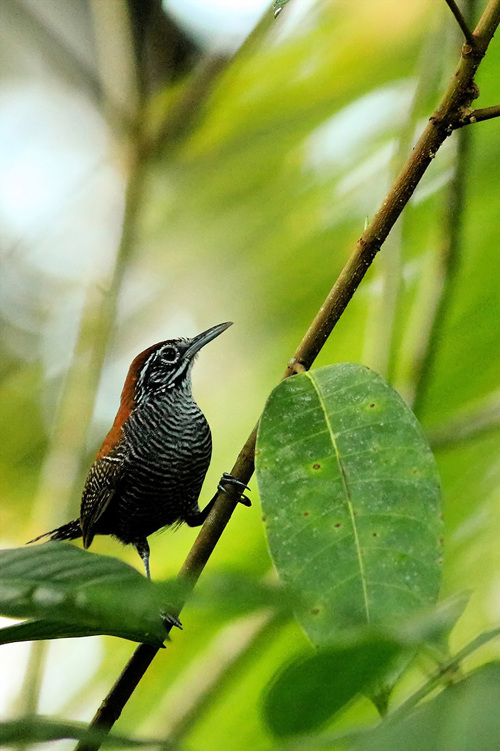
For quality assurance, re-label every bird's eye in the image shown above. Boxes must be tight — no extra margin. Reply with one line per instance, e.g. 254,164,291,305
161,346,178,363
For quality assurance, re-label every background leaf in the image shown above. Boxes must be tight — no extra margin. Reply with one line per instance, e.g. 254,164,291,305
256,364,442,644
356,662,500,751
263,634,403,737
0,543,182,646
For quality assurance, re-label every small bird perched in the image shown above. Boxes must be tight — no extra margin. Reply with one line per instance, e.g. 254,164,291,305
30,322,249,579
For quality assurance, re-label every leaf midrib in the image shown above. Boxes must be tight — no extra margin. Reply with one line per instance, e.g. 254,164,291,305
305,371,370,623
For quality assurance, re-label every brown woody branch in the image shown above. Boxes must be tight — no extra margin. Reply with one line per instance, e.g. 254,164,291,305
75,2,500,749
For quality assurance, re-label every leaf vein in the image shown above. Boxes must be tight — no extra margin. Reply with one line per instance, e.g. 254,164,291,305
305,371,370,623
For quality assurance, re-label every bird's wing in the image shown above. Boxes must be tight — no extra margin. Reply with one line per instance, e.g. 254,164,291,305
80,456,124,548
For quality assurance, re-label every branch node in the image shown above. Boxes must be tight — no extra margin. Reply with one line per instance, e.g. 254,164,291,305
287,358,307,375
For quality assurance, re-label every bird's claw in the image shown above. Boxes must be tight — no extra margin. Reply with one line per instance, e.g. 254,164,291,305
218,472,251,506
161,611,183,631
221,472,250,491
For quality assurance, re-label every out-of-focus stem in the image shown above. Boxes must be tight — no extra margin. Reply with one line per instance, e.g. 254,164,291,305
158,611,282,744
366,23,444,380
428,390,500,448
409,123,470,414
410,2,477,415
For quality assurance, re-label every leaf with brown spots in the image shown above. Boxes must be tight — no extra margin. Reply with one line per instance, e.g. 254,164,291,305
256,363,442,646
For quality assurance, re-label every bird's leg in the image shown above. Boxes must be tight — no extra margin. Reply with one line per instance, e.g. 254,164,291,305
186,472,251,528
135,538,151,579
135,538,182,630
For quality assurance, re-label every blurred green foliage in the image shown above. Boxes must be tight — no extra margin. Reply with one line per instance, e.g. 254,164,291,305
1,0,499,748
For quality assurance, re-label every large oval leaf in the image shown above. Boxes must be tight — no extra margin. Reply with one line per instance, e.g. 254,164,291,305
256,363,442,645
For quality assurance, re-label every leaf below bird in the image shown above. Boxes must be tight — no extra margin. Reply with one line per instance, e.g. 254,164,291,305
355,662,500,751
256,363,442,646
0,543,184,646
263,633,403,737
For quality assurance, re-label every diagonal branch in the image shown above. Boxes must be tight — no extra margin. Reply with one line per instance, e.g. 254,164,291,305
75,2,500,749
443,0,477,45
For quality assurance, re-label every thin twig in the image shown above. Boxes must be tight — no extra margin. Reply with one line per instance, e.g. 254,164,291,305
76,3,500,749
443,0,477,45
456,103,500,126
390,627,500,722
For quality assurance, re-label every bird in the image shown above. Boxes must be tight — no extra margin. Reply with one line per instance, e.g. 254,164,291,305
29,322,250,580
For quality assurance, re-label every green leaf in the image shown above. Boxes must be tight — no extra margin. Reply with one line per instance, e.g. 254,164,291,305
396,592,470,650
357,662,500,751
256,364,442,645
0,716,158,746
0,543,183,645
263,634,403,737
0,618,165,646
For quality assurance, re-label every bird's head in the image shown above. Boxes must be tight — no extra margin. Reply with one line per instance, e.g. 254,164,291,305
95,323,233,460
127,321,233,406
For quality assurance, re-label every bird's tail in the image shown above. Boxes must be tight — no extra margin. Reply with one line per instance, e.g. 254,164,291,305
28,519,82,544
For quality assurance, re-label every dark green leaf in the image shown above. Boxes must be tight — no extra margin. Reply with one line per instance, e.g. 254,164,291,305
396,592,470,649
256,364,442,645
0,618,167,646
0,543,183,645
357,662,500,751
263,634,402,737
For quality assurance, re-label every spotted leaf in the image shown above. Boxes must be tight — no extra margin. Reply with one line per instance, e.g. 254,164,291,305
256,363,442,645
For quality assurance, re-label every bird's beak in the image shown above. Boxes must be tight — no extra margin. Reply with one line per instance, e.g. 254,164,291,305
184,322,233,359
